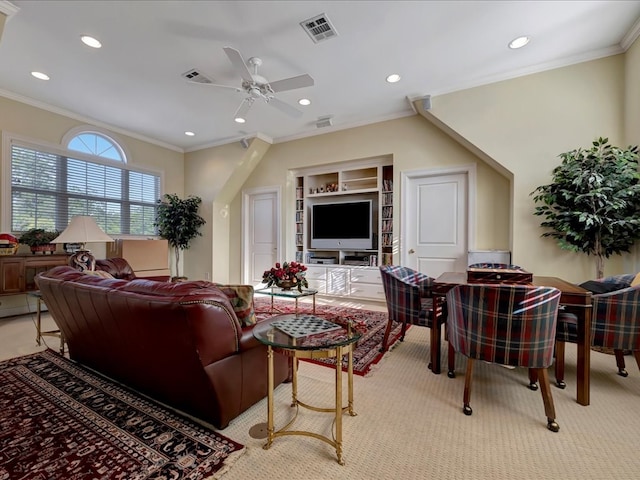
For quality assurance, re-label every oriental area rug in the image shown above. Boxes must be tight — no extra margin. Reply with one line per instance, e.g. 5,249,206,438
0,350,244,480
253,297,404,376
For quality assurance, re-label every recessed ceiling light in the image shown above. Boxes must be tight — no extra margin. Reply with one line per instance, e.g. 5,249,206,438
80,35,102,49
509,36,530,49
234,117,246,124
31,71,50,80
298,98,311,106
386,74,401,83
185,131,195,136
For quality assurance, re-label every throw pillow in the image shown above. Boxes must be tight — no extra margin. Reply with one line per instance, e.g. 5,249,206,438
214,284,256,327
579,280,626,294
631,272,640,287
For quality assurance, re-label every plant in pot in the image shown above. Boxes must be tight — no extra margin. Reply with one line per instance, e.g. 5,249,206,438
18,228,60,254
155,193,206,281
531,137,640,279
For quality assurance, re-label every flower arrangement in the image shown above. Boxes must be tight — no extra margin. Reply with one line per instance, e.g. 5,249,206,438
262,261,309,292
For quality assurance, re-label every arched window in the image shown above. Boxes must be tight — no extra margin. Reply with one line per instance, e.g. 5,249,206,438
9,128,161,236
66,132,125,162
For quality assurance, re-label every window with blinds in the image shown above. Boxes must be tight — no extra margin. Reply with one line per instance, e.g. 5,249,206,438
11,144,160,235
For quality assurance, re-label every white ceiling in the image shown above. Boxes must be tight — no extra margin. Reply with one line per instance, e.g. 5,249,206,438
1,1,639,152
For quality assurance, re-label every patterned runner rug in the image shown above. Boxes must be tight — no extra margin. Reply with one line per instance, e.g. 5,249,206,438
0,350,244,480
254,297,403,376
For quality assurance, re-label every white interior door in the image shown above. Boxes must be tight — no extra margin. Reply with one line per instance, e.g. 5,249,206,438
402,168,474,277
243,188,280,285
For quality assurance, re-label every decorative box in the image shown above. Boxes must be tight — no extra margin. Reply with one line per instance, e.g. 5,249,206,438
467,267,533,285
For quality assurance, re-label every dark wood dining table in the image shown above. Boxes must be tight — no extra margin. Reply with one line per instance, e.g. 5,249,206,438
431,272,592,406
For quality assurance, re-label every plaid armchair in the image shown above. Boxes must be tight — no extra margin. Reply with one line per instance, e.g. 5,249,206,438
555,274,640,385
379,265,441,360
447,284,562,432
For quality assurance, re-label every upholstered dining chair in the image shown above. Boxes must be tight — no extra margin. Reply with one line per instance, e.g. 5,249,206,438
555,273,640,387
379,265,443,366
446,284,562,432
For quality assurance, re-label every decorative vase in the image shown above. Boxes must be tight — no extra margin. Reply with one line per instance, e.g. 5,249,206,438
278,280,295,291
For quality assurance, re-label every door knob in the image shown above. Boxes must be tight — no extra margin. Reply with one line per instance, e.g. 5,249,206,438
408,248,415,254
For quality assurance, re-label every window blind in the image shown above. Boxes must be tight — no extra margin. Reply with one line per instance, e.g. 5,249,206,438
11,144,160,235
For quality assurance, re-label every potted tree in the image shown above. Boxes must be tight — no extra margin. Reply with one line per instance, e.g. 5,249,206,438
531,137,640,278
18,228,60,254
155,193,206,281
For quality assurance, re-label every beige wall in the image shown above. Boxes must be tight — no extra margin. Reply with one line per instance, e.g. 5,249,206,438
428,55,626,281
220,115,510,283
0,96,184,316
183,138,270,282
624,36,640,273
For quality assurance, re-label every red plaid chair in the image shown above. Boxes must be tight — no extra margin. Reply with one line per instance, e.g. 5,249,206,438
379,266,442,365
555,274,640,386
447,284,562,432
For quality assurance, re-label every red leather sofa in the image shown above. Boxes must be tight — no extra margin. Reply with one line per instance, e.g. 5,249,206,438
36,265,290,429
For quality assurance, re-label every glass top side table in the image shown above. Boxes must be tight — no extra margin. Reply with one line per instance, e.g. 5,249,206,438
252,314,360,465
254,287,319,315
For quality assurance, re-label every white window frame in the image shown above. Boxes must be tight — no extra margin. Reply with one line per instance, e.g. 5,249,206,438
2,130,164,235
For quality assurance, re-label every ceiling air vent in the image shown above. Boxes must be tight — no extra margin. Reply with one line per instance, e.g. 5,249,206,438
181,68,213,84
316,116,333,128
300,14,338,43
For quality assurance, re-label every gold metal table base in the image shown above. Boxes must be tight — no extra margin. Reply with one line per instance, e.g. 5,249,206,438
264,344,357,465
29,291,65,354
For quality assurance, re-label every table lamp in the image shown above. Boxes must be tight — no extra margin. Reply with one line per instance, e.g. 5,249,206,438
52,216,114,271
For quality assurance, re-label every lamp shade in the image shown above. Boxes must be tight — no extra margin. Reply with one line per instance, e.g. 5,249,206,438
52,216,114,244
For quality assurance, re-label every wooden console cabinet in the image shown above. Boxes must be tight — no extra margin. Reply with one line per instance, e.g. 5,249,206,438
0,253,69,295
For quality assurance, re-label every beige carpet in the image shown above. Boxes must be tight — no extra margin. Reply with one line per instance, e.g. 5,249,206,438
2,311,640,479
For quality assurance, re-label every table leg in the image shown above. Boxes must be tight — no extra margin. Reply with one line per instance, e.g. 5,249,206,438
430,295,442,374
576,306,591,406
264,346,275,449
312,294,316,315
347,344,356,416
35,297,42,346
295,298,299,315
335,346,344,465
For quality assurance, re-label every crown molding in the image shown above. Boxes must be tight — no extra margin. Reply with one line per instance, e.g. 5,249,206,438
0,1,19,17
621,17,640,51
0,88,183,153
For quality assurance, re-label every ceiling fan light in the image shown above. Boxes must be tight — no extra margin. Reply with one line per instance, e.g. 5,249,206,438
298,98,311,106
184,131,195,136
386,73,401,83
234,117,246,124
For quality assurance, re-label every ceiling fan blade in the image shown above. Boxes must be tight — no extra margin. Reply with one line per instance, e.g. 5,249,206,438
223,46,254,83
189,80,243,92
267,97,303,118
269,74,315,93
234,97,254,121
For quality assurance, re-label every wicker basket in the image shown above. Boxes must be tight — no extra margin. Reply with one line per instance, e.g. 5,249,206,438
0,244,18,255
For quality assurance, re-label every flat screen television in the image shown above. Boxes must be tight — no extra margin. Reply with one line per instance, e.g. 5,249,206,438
310,200,373,250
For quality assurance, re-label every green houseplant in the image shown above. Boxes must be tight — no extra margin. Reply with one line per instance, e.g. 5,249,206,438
531,137,640,279
18,228,60,254
155,194,206,280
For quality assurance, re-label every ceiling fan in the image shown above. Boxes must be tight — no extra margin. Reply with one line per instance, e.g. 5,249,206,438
187,46,314,123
